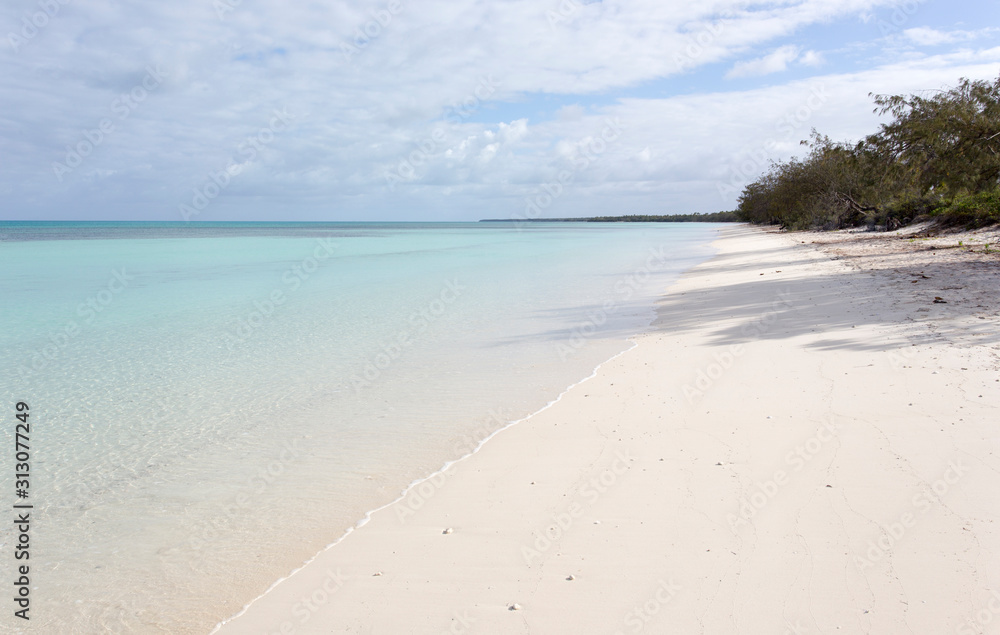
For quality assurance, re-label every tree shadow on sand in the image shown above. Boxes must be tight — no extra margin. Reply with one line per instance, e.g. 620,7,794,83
652,246,999,353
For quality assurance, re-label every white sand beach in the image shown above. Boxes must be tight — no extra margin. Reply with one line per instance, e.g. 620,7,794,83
216,225,1000,634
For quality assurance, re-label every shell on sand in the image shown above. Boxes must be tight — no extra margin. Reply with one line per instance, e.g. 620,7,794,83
442,527,453,534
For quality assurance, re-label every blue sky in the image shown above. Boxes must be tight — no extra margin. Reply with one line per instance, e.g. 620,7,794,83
2,0,999,221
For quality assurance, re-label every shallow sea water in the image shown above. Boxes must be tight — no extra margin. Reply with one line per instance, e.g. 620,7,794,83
0,221,717,633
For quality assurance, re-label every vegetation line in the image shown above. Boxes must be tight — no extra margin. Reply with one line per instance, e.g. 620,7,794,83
480,212,740,223
734,74,1000,231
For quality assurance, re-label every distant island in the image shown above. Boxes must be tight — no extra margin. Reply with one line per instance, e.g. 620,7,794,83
481,212,740,223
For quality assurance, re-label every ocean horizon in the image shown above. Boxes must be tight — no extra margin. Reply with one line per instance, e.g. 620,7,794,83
1,221,719,633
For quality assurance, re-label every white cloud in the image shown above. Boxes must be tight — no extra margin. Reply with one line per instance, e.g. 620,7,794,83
799,50,825,67
1,0,999,220
604,52,1000,211
902,27,996,46
725,45,802,79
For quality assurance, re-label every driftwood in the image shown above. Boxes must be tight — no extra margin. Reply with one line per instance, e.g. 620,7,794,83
836,192,878,214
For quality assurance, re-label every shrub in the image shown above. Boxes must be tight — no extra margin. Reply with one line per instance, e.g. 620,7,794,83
932,189,1000,228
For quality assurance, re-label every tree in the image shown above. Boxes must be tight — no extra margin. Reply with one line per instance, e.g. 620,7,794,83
735,74,1000,230
868,76,1000,196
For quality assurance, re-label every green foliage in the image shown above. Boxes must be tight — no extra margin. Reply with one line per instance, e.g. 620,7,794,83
735,74,1000,230
870,196,939,231
736,133,901,229
931,189,1000,228
869,77,1000,196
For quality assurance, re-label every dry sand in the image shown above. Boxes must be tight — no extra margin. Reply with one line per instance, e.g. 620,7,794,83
215,225,1000,634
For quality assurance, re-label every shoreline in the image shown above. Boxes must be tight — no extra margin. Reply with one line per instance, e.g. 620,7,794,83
206,228,719,634
216,224,1000,634
209,341,642,633
3,222,720,634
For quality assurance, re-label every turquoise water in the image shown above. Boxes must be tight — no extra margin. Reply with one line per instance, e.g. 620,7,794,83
0,221,717,633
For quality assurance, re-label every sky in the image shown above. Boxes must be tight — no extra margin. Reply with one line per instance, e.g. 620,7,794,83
2,0,999,222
